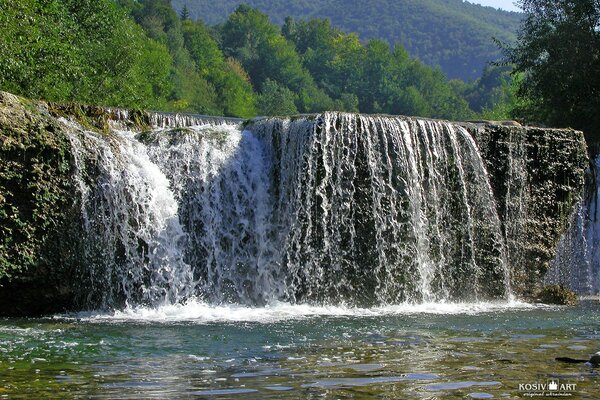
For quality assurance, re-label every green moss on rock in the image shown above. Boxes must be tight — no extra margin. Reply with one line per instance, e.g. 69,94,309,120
0,92,78,315
48,103,151,134
471,124,588,298
535,284,577,305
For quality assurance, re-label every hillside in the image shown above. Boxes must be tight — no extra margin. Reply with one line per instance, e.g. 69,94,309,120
172,0,522,81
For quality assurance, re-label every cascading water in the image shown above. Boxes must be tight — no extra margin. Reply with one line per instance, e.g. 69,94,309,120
142,124,285,305
548,155,600,294
67,122,195,308
63,112,512,310
252,115,509,305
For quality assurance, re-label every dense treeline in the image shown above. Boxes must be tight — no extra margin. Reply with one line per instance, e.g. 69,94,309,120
0,0,172,111
0,0,513,120
503,0,599,145
171,0,522,81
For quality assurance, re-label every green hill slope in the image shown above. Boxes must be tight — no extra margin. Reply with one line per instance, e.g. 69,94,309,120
173,0,521,81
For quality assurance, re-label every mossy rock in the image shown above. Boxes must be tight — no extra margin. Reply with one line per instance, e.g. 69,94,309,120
0,91,81,315
48,102,150,134
535,285,577,305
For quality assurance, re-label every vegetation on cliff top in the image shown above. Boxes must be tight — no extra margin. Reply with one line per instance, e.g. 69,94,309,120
0,0,517,121
0,0,595,136
170,0,522,81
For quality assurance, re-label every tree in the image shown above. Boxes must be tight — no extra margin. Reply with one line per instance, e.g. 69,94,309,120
180,4,190,21
504,0,600,144
0,0,174,109
182,19,256,117
257,79,298,115
220,5,333,113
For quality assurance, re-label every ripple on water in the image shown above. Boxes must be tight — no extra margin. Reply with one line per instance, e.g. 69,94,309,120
302,373,439,388
510,334,546,340
345,363,385,372
230,368,290,378
264,386,294,391
425,381,501,391
468,392,494,399
461,366,484,371
449,336,488,343
190,388,258,395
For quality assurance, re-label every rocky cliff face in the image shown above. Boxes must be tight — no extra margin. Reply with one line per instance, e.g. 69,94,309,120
0,92,79,315
0,92,590,315
470,124,588,297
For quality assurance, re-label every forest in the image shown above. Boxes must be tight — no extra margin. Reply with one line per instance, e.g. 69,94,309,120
1,0,597,140
0,0,514,121
171,0,522,81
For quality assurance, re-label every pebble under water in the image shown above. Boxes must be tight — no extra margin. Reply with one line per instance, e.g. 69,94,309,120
1,300,599,399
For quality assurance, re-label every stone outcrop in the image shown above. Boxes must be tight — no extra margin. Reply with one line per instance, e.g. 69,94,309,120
471,124,588,297
0,92,79,315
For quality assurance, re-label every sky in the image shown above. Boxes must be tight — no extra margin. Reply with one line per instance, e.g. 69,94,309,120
467,0,522,12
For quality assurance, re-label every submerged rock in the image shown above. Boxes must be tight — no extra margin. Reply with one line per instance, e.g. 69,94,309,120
535,284,578,305
589,352,600,366
556,351,600,366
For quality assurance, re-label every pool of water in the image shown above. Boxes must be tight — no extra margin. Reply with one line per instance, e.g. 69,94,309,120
1,300,599,399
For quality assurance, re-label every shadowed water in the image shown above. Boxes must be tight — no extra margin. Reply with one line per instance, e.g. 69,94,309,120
1,301,599,399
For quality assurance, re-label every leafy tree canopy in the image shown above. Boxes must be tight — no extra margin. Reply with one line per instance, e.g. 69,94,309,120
0,1,513,121
503,0,600,143
171,0,523,81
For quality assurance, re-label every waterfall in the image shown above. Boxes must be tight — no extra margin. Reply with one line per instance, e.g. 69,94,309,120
252,114,508,305
67,122,195,308
548,156,600,294
64,112,511,309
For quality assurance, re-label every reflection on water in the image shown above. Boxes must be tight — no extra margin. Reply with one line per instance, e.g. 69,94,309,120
0,301,599,398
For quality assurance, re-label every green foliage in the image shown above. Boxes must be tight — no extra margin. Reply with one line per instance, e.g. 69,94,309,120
257,79,298,115
503,0,600,144
182,19,257,117
216,58,258,118
0,1,511,120
283,17,473,119
0,93,73,282
171,0,522,81
128,0,223,114
453,64,520,120
0,0,172,110
180,4,190,21
220,5,334,113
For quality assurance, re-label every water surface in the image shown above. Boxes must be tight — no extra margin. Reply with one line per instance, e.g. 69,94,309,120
1,300,599,398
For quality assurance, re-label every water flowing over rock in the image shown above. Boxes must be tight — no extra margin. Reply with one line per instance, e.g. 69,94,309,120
548,156,600,294
473,125,588,297
0,93,589,314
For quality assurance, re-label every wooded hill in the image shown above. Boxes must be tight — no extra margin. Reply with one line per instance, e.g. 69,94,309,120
171,0,522,81
0,0,514,120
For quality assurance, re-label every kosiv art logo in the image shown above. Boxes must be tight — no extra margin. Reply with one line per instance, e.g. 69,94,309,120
519,378,577,397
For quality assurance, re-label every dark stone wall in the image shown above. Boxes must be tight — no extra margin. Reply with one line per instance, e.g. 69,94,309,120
0,92,82,315
470,124,588,297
